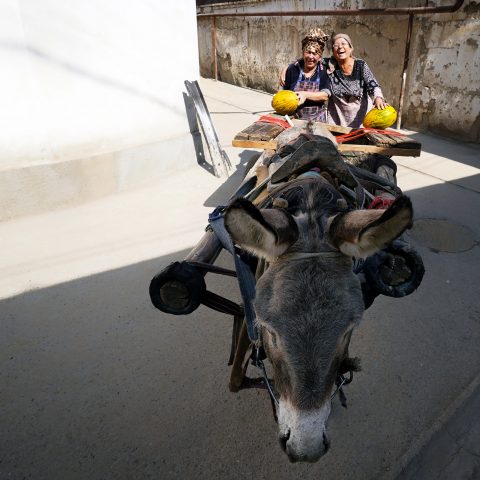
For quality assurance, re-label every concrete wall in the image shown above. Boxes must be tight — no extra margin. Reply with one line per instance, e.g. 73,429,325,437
0,0,200,220
404,6,480,141
197,0,480,143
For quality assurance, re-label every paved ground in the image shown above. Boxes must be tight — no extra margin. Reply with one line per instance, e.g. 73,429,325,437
1,78,479,479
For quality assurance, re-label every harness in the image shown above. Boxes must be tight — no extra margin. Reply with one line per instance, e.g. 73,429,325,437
207,165,364,415
248,251,355,418
149,133,424,419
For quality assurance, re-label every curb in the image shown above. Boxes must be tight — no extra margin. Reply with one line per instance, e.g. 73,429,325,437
386,372,480,479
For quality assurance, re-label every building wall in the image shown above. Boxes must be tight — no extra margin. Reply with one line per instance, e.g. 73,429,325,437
0,0,200,220
404,8,480,141
197,0,480,143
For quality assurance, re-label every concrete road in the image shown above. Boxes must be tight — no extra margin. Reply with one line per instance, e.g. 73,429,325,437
1,79,479,480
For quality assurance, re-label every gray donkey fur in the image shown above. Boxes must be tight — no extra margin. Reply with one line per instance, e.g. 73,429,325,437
224,178,412,463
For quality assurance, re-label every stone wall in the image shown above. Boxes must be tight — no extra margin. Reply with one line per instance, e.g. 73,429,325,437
197,0,480,142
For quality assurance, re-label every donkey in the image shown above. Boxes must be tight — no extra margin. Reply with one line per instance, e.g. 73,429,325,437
224,176,413,463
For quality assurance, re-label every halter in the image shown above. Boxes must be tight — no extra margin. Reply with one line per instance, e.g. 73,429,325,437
207,160,390,417
248,247,356,420
273,250,345,263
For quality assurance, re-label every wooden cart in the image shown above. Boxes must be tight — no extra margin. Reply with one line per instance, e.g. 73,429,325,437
232,116,421,157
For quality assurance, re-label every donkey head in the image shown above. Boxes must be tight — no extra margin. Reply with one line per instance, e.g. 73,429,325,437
225,190,412,463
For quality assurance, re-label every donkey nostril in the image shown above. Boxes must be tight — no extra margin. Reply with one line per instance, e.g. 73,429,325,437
323,432,331,453
279,429,291,452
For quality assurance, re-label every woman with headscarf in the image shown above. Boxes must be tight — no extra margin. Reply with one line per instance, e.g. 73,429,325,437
282,28,331,122
280,32,388,128
327,33,388,128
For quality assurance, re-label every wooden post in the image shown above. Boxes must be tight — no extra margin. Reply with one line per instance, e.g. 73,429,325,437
396,14,413,130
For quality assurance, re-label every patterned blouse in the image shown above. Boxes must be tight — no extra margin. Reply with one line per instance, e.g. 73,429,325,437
326,58,384,128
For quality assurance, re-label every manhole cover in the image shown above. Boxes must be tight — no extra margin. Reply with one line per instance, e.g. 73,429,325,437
407,218,477,253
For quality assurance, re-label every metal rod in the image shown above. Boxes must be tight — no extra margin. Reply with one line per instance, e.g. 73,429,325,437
185,228,222,265
198,0,464,17
212,16,217,81
397,14,414,130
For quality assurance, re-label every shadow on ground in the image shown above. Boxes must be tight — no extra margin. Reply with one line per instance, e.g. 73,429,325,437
1,178,479,480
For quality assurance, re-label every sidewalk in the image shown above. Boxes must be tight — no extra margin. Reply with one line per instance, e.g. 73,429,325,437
1,78,479,480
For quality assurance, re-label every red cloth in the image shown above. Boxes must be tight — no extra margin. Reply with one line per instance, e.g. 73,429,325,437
255,115,292,129
368,196,395,209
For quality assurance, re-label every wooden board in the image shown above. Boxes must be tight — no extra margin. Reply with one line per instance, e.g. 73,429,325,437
338,144,421,157
232,139,278,149
233,138,421,156
234,121,285,142
291,119,353,134
232,119,421,157
364,132,421,149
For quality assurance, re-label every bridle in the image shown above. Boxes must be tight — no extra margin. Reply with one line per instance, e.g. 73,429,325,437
249,249,356,421
273,250,345,263
207,176,362,420
250,342,355,421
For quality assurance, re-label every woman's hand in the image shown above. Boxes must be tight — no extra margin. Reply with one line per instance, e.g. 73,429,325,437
374,97,388,109
296,91,328,105
295,92,308,105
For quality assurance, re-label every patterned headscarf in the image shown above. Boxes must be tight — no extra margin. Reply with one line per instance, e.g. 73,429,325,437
301,28,329,55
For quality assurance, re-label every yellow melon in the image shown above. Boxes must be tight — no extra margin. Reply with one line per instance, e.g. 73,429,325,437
363,105,398,129
271,90,299,116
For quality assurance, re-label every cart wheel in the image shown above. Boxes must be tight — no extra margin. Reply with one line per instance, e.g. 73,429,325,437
363,240,425,298
149,261,206,315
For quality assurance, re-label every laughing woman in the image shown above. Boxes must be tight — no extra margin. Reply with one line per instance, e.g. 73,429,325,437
282,28,331,122
327,33,388,128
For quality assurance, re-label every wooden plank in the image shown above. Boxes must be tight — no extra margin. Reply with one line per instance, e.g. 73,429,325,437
365,132,421,149
232,139,278,149
234,123,262,141
260,125,284,141
247,123,270,141
232,119,421,157
234,122,284,142
234,119,353,146
338,144,421,156
233,139,421,157
248,123,283,141
291,118,353,134
318,122,353,134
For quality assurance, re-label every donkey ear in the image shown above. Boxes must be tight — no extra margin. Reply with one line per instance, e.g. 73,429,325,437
224,198,299,261
328,196,413,258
